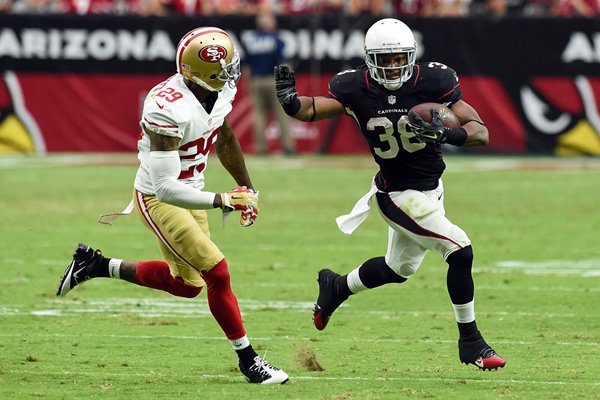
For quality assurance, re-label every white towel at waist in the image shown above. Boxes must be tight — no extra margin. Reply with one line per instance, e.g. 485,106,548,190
335,181,379,235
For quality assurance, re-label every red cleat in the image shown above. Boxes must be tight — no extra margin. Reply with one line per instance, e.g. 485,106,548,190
459,332,506,371
312,269,348,330
472,348,507,370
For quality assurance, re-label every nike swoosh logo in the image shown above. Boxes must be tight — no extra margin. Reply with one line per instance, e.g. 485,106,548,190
72,266,86,282
438,193,443,200
155,101,164,109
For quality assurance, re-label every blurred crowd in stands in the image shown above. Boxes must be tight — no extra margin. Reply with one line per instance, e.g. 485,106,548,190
0,0,597,18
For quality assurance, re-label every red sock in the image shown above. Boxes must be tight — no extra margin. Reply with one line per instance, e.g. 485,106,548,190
203,259,246,340
135,260,202,298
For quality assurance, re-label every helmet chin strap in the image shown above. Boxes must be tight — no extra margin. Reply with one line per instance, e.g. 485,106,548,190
369,69,402,90
190,75,219,92
383,82,402,90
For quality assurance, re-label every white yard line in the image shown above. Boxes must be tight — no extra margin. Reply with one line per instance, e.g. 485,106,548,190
480,259,600,277
5,256,600,277
8,370,600,387
0,294,597,318
0,332,596,347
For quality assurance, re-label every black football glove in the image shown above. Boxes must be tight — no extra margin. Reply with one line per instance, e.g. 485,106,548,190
274,64,301,115
408,109,448,144
274,64,298,105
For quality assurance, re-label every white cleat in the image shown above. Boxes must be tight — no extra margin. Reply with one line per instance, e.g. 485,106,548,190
239,356,289,384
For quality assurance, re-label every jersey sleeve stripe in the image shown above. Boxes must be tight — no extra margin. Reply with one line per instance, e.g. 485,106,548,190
327,90,340,100
437,83,460,101
143,118,178,130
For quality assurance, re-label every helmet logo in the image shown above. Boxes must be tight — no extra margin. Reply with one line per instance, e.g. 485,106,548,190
199,45,227,63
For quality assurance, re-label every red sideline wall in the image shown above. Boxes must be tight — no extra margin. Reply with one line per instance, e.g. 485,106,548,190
1,15,599,155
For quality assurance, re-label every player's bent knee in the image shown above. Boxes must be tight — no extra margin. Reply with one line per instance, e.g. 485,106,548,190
177,285,203,298
203,259,230,288
169,276,203,298
389,262,417,279
385,265,409,283
447,245,473,268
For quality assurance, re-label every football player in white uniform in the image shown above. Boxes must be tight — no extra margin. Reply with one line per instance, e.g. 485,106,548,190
57,27,288,385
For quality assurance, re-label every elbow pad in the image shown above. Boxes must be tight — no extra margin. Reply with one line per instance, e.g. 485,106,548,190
148,151,215,209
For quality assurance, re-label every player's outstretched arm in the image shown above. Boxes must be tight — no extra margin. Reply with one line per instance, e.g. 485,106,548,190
274,64,344,122
451,100,489,147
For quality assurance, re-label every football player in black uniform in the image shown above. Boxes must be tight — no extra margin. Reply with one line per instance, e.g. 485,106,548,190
274,18,506,370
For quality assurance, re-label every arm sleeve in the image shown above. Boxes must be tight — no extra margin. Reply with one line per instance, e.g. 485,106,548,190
148,151,217,209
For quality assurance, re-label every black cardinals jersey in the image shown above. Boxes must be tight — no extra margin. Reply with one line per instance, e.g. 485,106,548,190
328,62,462,191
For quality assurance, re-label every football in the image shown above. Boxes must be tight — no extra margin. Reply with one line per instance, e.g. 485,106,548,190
408,102,461,129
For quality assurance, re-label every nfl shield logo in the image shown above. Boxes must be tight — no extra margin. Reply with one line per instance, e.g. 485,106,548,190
387,95,396,105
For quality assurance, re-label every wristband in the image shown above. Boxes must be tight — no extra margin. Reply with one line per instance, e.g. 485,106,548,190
444,127,468,146
281,96,301,116
309,97,316,122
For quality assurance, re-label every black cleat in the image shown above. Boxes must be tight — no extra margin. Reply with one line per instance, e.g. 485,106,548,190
239,356,289,384
313,268,349,330
459,331,506,370
56,243,104,297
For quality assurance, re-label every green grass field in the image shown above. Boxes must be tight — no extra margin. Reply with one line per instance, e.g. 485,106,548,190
1,154,599,400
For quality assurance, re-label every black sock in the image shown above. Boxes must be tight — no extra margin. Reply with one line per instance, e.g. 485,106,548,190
458,321,479,339
93,256,110,278
358,256,406,289
336,275,352,298
236,345,258,367
446,246,474,304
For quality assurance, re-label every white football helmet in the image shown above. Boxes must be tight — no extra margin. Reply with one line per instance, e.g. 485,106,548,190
364,19,416,91
175,27,241,92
